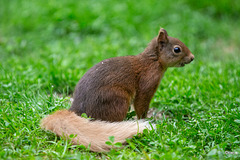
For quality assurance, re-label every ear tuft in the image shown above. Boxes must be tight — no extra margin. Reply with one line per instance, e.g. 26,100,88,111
157,28,169,44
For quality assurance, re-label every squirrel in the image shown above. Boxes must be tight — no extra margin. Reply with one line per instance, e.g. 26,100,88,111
41,28,194,152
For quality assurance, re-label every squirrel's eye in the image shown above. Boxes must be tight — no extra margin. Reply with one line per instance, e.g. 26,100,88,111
174,47,181,53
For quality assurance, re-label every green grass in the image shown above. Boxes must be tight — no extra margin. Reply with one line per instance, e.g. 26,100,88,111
0,0,240,159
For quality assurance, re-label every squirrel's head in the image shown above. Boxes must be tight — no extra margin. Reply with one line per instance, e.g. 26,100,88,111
157,28,194,67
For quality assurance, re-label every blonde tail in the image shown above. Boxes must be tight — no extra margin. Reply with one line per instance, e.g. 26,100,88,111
41,110,153,152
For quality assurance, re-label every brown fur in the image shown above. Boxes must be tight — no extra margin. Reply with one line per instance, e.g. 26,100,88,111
41,110,153,152
70,28,194,121
41,28,194,152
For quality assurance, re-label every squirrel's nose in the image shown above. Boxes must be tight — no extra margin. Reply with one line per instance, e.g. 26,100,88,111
191,56,194,61
190,54,194,62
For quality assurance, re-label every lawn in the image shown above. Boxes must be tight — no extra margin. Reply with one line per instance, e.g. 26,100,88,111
0,0,240,159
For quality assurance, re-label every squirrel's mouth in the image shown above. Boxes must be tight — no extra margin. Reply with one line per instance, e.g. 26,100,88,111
180,63,185,67
180,59,194,67
176,61,189,67
178,62,186,67
174,63,184,67
174,57,194,67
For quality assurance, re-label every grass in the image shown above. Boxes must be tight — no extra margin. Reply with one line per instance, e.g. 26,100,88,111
0,0,240,159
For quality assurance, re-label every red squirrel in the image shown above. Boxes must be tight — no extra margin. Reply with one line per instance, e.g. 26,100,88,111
41,28,194,152
69,28,194,121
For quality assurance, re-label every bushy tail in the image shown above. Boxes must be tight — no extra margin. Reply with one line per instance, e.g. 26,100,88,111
41,110,153,152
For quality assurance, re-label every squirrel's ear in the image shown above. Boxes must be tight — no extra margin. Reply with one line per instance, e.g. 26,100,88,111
157,28,169,44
